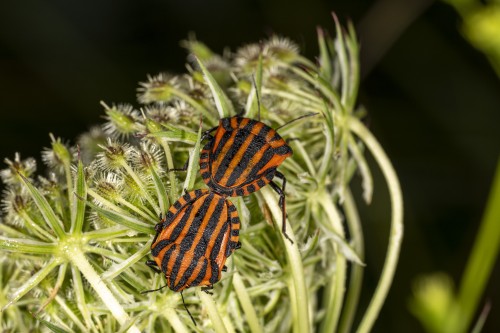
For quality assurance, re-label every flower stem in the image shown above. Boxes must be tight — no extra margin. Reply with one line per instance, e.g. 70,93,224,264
159,140,178,203
67,248,141,333
318,190,346,333
1,257,61,311
338,188,365,333
120,162,160,216
197,288,228,333
453,158,500,332
260,187,310,333
233,272,263,333
163,307,190,333
171,88,217,125
349,118,404,333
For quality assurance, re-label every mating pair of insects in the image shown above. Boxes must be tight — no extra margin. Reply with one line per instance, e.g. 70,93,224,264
143,114,309,322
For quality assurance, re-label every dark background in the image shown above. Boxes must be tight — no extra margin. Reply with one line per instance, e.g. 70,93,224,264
1,0,499,332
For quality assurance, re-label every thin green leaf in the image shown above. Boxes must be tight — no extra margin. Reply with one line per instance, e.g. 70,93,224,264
32,312,71,333
72,158,87,233
150,164,169,216
0,236,57,254
18,173,66,237
70,266,95,332
332,13,349,107
0,222,34,238
183,124,202,191
348,136,373,204
82,226,134,241
233,272,263,333
288,66,343,113
245,54,263,119
146,127,198,144
181,38,215,61
350,118,404,333
325,232,364,266
117,316,139,333
259,187,310,333
317,27,333,82
456,158,500,331
196,57,234,118
101,240,152,281
317,190,348,333
317,103,335,185
338,189,365,333
471,302,491,333
54,294,88,332
345,21,360,111
2,257,61,311
198,288,229,333
84,199,154,235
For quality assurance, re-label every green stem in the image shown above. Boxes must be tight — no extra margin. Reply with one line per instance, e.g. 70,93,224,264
160,140,178,203
338,189,365,333
233,272,263,333
149,161,170,216
63,160,74,227
1,257,61,311
71,265,97,333
116,196,158,224
120,162,160,216
290,140,317,177
287,66,343,112
453,158,500,332
318,190,347,333
348,136,373,203
197,288,228,333
38,262,68,311
0,236,57,254
82,226,131,242
163,307,190,333
101,241,152,281
19,211,56,242
0,223,26,238
87,189,130,215
18,173,66,238
262,88,323,110
171,88,217,125
260,187,310,333
55,294,87,332
72,159,87,234
349,118,404,333
67,248,141,333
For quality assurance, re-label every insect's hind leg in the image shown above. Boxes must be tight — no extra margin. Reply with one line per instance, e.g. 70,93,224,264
168,156,190,172
145,260,161,274
269,171,293,244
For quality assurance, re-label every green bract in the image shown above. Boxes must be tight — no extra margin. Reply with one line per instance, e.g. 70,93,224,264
0,18,402,333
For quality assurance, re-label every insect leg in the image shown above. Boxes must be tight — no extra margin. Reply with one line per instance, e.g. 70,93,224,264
201,126,218,141
201,285,214,295
181,291,197,326
270,171,293,244
168,156,190,172
140,284,168,294
145,260,162,273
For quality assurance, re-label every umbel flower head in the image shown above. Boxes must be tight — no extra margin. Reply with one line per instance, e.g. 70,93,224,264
0,16,402,333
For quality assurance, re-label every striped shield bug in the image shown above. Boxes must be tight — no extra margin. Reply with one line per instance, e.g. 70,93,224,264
199,116,295,242
144,189,241,324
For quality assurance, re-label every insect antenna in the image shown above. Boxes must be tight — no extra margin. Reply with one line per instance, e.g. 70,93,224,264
181,291,197,326
275,112,319,131
252,75,261,121
140,284,168,294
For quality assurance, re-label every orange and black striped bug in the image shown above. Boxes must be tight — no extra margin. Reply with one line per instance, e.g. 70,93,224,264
143,189,241,325
199,114,313,243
